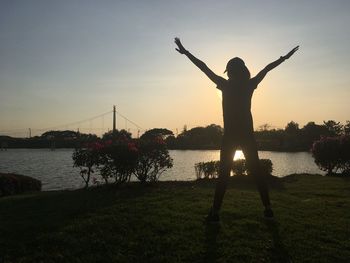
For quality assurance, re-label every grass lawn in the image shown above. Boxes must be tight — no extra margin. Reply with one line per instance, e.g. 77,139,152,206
0,174,350,263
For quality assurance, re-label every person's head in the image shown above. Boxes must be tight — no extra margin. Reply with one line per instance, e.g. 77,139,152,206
224,57,250,82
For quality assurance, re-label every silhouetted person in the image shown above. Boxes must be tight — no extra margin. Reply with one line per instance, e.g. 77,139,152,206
174,37,299,222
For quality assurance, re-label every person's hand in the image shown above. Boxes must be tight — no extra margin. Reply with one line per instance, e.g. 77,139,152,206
174,37,187,54
284,46,299,59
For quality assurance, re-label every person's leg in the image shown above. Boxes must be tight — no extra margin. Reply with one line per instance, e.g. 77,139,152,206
242,138,271,209
211,138,236,214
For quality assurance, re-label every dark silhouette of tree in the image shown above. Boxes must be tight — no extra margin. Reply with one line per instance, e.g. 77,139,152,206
255,128,284,151
41,130,79,139
140,128,174,140
323,120,343,136
258,123,272,131
175,124,223,149
301,122,329,149
2,120,349,151
102,129,132,141
344,121,350,135
282,121,302,150
285,121,300,134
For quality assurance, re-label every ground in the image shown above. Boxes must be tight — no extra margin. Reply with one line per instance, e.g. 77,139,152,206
0,175,349,263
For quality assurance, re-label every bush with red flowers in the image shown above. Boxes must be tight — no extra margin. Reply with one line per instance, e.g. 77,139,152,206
99,136,139,184
72,133,173,187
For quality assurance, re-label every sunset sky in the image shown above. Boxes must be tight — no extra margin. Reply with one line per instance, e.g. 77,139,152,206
1,0,349,137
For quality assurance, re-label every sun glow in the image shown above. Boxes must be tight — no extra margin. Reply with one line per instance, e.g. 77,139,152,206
233,150,245,160
216,89,222,99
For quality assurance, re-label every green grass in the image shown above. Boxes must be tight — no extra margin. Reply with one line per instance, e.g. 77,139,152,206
0,175,350,263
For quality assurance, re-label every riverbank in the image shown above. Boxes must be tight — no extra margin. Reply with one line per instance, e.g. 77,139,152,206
0,145,311,152
1,174,349,262
0,149,324,190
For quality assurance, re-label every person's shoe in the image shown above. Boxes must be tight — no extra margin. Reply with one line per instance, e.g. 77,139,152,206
205,208,220,224
263,208,274,220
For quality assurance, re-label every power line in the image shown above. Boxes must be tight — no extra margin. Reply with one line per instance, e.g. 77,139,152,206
34,110,113,132
115,110,143,130
0,107,144,137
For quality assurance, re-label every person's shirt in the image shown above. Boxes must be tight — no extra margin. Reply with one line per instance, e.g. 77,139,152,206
216,78,259,134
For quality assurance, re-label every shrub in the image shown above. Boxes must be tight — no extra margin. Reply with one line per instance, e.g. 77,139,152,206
260,159,273,175
195,159,273,179
99,138,139,184
232,159,246,176
133,137,173,184
195,161,219,179
339,136,350,173
0,173,41,197
72,141,104,188
72,134,174,187
311,135,350,175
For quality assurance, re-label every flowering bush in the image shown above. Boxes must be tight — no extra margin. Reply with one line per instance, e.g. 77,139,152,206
133,137,173,184
72,141,103,188
311,135,350,175
72,133,173,187
99,137,139,184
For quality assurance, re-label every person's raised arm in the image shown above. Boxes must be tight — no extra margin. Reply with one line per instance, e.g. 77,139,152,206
174,37,225,86
253,46,299,85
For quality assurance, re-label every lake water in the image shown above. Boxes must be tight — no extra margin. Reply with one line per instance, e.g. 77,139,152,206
0,149,323,191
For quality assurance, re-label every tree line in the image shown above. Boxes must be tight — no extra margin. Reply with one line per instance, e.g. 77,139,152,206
0,130,98,149
163,120,350,151
1,120,349,152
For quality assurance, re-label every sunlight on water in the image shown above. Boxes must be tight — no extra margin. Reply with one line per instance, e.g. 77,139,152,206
233,150,245,160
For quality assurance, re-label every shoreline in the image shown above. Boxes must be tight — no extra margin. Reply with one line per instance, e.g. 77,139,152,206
1,147,312,153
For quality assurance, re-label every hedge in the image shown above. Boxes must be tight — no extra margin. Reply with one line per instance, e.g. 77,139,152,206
194,159,273,179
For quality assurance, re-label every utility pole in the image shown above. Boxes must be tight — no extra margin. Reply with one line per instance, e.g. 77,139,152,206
28,128,31,138
113,105,116,133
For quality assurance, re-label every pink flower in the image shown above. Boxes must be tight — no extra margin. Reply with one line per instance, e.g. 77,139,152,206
104,140,113,146
127,142,138,152
90,142,104,151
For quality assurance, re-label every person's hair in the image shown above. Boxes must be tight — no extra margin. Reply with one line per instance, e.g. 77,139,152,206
225,57,251,82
